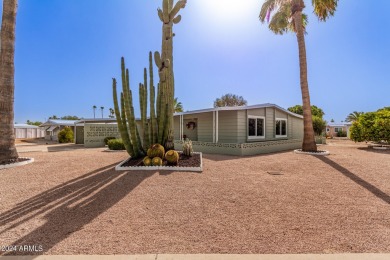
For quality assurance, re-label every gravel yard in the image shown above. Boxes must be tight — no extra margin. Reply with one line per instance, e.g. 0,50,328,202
1,139,389,255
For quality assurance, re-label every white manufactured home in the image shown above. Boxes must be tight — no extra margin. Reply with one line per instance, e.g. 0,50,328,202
173,103,304,155
75,103,304,155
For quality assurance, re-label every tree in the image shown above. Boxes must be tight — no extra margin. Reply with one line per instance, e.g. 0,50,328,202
312,116,326,136
260,0,338,151
61,115,80,120
100,106,104,118
93,105,97,119
214,93,247,108
0,0,19,164
174,97,183,113
350,109,390,144
345,111,363,122
288,104,324,118
49,115,59,119
27,120,43,126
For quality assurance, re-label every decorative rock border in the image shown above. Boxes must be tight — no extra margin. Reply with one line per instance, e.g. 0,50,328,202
103,149,126,152
0,157,34,170
373,146,389,150
115,152,203,172
294,149,330,156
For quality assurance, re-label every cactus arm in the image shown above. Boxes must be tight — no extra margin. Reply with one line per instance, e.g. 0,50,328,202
154,51,162,69
162,0,170,23
112,77,134,156
149,52,157,144
170,0,186,20
172,15,181,24
122,62,140,158
120,92,134,155
157,8,164,22
143,68,150,149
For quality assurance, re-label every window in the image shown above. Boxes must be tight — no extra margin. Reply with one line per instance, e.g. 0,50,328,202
334,127,341,132
248,116,265,139
326,128,330,132
275,118,287,137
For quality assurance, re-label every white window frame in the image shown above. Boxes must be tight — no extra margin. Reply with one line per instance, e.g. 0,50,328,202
275,118,287,138
247,116,265,140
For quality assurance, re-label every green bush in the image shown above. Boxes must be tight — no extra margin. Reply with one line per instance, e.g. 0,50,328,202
350,109,390,143
312,116,327,136
104,136,116,145
58,127,74,143
337,130,347,137
107,139,125,150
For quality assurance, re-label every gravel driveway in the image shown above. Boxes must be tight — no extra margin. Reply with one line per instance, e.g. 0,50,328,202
1,140,389,255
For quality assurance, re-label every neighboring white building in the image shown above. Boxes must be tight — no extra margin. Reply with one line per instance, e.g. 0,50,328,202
40,120,77,141
14,124,45,139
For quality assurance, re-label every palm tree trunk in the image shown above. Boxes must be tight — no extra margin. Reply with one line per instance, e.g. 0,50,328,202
292,0,317,152
0,0,19,164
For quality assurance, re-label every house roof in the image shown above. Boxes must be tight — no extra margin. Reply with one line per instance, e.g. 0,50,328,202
174,103,304,119
14,124,41,129
328,122,352,127
40,119,78,127
74,118,117,125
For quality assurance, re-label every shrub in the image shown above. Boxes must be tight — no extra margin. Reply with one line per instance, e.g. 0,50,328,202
58,127,74,143
337,130,347,137
107,139,125,150
350,110,390,143
312,116,326,136
104,136,116,145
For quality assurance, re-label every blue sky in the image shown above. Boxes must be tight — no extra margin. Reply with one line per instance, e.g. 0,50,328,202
5,0,390,123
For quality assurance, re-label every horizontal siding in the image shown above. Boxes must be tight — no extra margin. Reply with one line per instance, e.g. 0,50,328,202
218,110,238,143
197,112,213,142
265,107,275,140
237,110,247,143
173,117,180,139
291,116,304,139
275,109,287,119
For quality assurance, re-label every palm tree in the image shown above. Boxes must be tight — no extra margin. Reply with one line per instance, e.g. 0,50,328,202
0,0,19,164
100,106,104,118
345,111,363,122
92,105,97,118
259,0,338,152
174,98,183,113
108,108,115,118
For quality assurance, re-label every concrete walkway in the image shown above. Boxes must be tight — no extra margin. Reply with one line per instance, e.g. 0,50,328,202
1,254,390,260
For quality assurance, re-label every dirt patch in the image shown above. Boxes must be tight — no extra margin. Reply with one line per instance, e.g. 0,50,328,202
0,139,390,255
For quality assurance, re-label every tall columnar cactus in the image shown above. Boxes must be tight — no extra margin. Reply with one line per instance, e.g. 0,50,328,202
149,52,158,144
113,58,145,158
155,0,186,148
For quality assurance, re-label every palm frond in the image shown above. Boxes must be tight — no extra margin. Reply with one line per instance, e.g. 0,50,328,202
268,5,291,34
259,0,277,23
312,0,338,21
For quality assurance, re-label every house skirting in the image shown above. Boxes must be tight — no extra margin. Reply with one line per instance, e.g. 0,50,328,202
174,139,303,156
